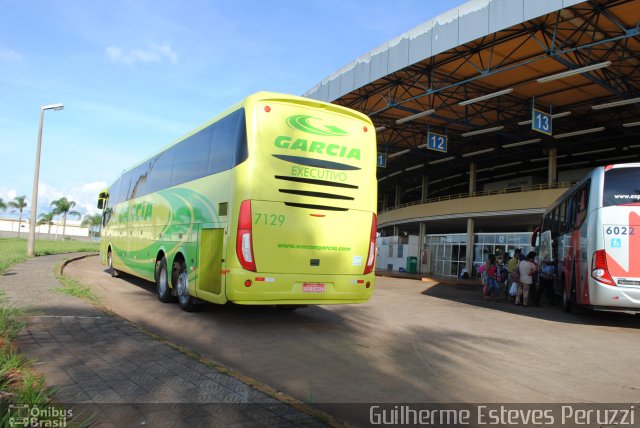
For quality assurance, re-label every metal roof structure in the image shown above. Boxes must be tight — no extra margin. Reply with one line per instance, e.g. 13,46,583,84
305,0,640,205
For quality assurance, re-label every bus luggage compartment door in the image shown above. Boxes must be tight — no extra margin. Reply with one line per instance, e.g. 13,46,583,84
197,227,224,295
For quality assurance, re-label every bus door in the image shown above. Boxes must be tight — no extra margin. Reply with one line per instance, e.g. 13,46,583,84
197,225,224,296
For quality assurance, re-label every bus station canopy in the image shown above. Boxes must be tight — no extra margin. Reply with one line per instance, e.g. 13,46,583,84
305,0,640,201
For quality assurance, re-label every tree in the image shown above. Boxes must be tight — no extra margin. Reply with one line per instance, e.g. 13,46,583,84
8,195,27,238
0,198,6,212
37,212,55,236
50,197,81,239
81,214,102,239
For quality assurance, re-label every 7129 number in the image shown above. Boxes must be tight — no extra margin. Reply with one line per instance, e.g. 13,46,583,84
254,213,285,226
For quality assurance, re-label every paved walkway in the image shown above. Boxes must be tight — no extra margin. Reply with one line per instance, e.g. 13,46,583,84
0,254,325,427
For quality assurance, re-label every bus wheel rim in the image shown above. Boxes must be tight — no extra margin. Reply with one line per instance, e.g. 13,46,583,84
177,272,189,303
158,266,168,296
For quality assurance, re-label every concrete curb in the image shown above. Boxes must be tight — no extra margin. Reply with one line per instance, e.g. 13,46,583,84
58,252,99,276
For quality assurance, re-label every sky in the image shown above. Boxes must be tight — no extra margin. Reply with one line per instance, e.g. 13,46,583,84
0,0,466,219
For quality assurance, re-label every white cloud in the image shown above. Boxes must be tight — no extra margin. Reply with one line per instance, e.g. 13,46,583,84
37,181,108,218
0,47,22,61
0,188,19,204
0,188,26,219
105,42,178,65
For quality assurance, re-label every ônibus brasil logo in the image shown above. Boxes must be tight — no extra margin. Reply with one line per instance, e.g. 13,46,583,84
285,115,348,137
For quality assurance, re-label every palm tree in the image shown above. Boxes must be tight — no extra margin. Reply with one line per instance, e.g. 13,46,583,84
8,195,27,238
0,198,6,212
37,212,55,237
50,197,81,239
81,214,102,239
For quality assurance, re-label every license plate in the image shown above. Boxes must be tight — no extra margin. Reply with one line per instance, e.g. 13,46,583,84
617,279,640,286
303,283,325,293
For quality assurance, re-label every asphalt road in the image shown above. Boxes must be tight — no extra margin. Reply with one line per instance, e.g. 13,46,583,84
65,256,640,425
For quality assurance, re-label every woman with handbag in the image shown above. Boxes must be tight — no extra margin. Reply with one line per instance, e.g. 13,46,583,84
507,249,521,301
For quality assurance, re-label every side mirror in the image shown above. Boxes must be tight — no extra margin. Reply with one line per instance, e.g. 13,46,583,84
97,190,109,210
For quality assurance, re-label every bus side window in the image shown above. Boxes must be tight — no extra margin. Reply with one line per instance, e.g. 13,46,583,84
118,171,133,204
171,127,213,186
574,181,590,228
558,201,567,233
147,148,176,194
208,109,247,174
129,164,149,200
103,204,112,226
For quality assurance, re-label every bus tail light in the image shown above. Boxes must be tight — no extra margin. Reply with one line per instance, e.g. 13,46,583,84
236,200,256,271
591,249,615,286
364,213,377,275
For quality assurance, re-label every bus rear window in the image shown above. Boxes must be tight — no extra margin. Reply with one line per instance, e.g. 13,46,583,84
603,167,640,207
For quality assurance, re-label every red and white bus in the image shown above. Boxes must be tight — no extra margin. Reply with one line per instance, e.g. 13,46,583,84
533,163,640,313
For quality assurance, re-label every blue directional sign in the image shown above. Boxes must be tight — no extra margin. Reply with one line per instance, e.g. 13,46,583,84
426,132,448,153
532,109,552,135
377,153,387,168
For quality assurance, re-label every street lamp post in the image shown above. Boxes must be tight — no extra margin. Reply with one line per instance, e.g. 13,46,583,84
27,103,64,257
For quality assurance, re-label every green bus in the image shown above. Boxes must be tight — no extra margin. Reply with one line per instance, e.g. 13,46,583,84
98,92,377,311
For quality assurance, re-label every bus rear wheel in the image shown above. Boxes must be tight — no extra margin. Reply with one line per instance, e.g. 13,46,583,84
108,250,118,278
156,257,175,303
175,262,195,312
562,284,572,313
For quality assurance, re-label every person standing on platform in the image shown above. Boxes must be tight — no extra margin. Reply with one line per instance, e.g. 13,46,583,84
516,251,537,307
507,249,521,301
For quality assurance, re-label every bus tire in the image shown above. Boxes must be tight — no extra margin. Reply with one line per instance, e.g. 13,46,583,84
562,283,571,313
108,249,118,278
156,257,174,303
175,262,195,312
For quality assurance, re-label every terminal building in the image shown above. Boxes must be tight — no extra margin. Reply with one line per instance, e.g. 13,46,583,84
304,0,640,278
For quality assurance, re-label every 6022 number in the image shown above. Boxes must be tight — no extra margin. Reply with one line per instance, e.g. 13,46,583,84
605,226,635,235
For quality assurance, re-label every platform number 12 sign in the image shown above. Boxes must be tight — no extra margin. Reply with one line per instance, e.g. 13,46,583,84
426,132,447,153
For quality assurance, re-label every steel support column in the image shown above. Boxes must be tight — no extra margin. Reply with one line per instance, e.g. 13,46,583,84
548,148,558,186
466,218,475,277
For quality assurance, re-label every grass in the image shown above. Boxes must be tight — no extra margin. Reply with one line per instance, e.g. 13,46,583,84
0,238,99,274
0,239,97,424
53,263,101,304
0,291,54,425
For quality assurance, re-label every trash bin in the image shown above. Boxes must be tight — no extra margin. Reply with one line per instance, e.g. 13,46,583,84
406,256,418,273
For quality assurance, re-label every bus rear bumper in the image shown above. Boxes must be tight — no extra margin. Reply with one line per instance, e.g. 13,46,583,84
225,269,375,304
589,280,640,311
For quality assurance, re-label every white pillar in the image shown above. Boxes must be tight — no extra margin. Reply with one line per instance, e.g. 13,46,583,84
466,218,475,276
418,222,426,274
